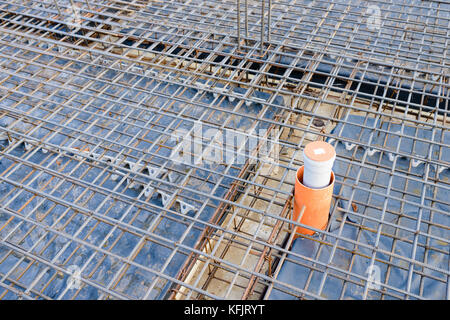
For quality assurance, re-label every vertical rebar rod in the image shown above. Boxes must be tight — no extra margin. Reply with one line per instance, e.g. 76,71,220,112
268,0,271,42
261,0,265,55
237,0,241,49
69,0,77,22
245,0,248,38
52,0,63,16
84,0,92,11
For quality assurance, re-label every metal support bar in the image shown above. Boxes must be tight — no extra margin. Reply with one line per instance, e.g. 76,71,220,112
236,0,272,53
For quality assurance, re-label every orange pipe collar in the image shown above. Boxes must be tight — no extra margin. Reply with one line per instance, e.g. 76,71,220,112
293,166,335,237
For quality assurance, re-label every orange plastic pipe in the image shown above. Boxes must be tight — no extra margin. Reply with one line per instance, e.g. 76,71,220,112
293,165,335,236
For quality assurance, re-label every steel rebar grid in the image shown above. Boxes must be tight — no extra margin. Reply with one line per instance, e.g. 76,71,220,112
0,0,448,300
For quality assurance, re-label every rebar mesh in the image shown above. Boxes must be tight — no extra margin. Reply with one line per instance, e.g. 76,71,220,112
0,0,448,300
